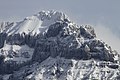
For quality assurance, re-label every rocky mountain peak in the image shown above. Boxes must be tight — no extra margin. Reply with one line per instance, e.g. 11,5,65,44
0,11,120,80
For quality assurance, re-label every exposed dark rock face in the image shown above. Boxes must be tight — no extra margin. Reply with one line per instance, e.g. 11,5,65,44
31,21,117,63
0,33,7,48
6,34,25,45
80,25,96,39
6,33,37,48
46,22,64,37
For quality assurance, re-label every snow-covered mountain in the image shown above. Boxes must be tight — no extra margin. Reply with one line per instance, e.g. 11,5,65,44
0,10,120,80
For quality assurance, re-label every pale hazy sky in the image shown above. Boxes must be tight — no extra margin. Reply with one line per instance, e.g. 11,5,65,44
0,0,120,52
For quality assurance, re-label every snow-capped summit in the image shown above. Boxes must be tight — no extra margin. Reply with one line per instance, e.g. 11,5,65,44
1,11,70,35
35,10,69,21
0,11,120,80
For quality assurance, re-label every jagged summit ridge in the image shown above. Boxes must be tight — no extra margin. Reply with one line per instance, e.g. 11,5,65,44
35,10,69,21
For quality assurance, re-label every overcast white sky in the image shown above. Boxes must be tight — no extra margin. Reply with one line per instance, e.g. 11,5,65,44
0,0,120,52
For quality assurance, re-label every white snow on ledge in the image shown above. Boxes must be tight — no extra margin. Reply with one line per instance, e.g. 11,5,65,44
0,44,34,63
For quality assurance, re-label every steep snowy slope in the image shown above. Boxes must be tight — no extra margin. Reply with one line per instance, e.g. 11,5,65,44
1,11,68,35
0,10,120,80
